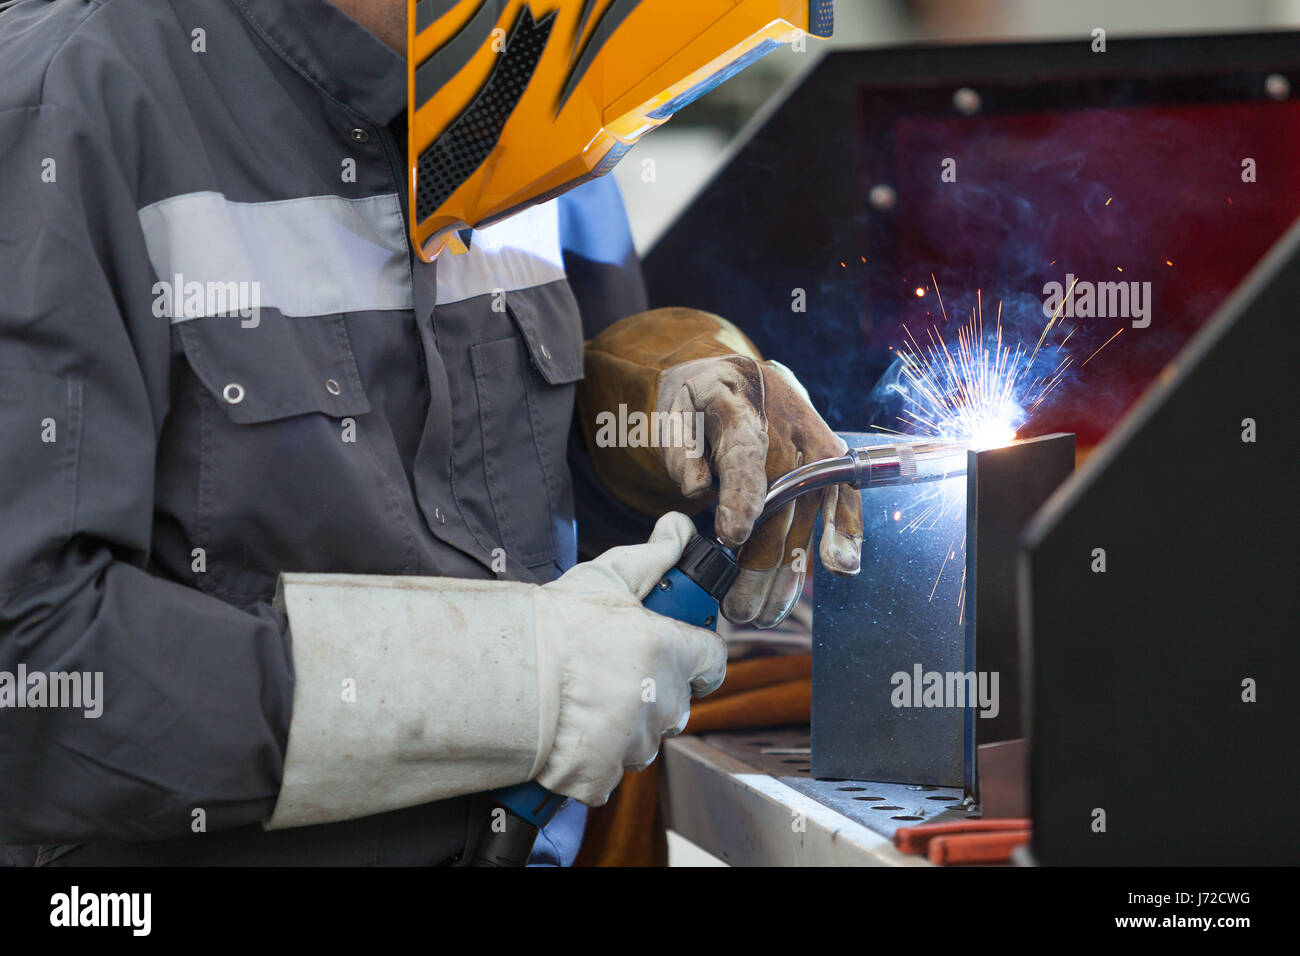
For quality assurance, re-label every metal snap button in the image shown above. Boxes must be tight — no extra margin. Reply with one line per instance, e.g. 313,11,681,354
222,383,245,405
325,378,342,396
539,344,552,361
434,507,446,524
350,128,370,143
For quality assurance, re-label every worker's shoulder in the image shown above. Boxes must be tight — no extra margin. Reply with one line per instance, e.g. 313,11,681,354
0,0,197,115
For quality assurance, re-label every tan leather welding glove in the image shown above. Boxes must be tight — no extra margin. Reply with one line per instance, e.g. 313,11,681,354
578,308,863,628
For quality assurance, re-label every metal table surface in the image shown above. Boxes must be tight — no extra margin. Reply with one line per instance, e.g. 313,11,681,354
661,726,982,866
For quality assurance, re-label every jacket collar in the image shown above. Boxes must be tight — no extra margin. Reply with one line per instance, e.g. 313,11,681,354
228,0,406,125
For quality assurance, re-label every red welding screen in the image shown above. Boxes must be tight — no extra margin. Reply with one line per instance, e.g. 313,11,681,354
871,100,1300,448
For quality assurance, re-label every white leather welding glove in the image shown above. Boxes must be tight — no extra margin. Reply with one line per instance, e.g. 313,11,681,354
266,512,726,829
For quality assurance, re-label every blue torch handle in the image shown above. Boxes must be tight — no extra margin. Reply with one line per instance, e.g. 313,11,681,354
643,566,722,629
491,780,570,829
491,564,722,831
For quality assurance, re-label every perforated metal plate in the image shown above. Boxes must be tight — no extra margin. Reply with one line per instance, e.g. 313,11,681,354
701,726,976,839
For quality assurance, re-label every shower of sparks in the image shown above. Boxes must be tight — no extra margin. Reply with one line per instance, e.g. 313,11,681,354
876,274,1123,621
892,276,1079,452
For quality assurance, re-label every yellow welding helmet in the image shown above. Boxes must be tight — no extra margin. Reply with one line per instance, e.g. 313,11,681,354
408,0,834,260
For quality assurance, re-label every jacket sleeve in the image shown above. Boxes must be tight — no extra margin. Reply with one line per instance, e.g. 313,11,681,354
559,175,649,339
0,99,294,844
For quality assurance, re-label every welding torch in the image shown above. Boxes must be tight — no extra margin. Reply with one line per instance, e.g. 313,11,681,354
461,438,973,866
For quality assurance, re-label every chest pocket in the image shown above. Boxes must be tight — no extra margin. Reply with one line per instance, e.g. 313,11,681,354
178,313,371,421
170,312,418,603
469,281,584,573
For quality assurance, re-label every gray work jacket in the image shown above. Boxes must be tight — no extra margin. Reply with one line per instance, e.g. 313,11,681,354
0,0,647,864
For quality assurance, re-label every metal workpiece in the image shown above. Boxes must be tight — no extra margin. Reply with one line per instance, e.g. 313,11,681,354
813,433,970,787
813,432,1074,791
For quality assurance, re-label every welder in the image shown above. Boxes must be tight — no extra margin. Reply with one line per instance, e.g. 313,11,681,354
0,0,859,866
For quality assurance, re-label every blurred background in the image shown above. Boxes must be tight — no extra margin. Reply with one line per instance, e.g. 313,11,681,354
614,0,1300,251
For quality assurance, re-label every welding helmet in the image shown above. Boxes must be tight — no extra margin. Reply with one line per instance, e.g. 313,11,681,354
407,0,834,260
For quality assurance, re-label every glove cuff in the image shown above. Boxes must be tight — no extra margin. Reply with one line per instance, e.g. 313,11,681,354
266,573,542,830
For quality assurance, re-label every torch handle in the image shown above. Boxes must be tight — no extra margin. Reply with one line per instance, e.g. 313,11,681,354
461,538,738,866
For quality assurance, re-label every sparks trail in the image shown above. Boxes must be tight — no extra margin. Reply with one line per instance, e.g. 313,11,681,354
878,276,1123,618
890,276,1118,448
1082,326,1124,367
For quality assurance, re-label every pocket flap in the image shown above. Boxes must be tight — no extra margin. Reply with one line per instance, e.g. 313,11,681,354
176,314,370,423
506,283,585,386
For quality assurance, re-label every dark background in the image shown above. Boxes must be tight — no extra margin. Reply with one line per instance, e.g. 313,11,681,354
645,34,1300,449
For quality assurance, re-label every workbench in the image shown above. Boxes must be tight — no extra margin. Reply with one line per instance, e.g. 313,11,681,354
661,726,982,866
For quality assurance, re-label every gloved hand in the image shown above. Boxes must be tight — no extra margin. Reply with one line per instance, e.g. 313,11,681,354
267,512,725,829
533,511,727,804
578,308,863,629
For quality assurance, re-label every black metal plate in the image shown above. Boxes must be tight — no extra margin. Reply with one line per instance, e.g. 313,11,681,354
967,434,1075,756
1021,217,1300,865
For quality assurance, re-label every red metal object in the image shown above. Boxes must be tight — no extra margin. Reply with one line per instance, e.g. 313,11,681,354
894,818,1031,865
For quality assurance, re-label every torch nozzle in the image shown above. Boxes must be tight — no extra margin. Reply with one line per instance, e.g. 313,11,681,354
851,439,973,488
757,439,971,525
